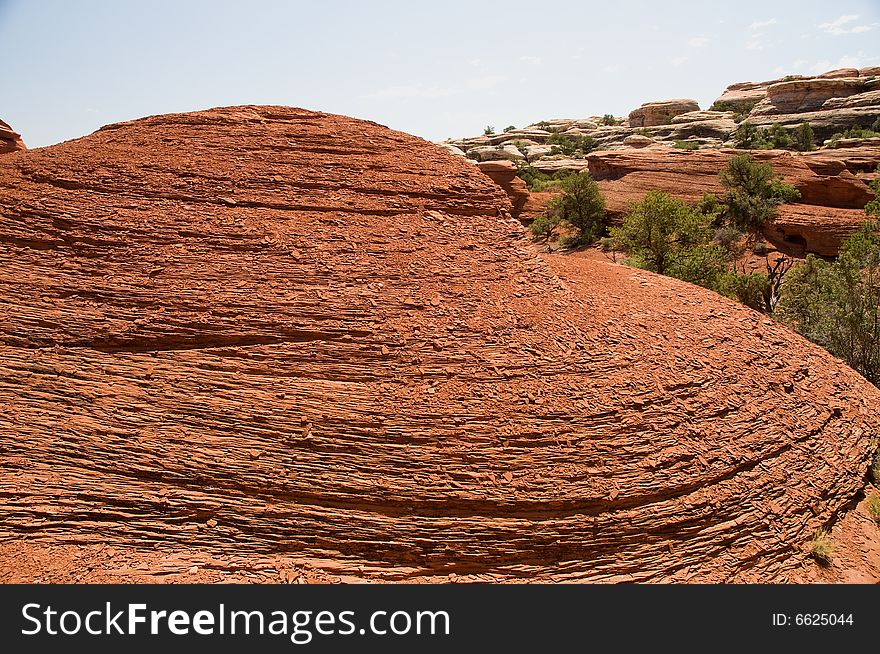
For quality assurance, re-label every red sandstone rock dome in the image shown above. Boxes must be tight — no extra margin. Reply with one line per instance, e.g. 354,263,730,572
1,106,878,582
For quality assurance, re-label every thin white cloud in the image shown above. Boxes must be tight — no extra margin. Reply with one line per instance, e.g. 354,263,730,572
745,33,765,50
603,64,621,74
362,84,459,100
519,55,542,65
688,36,709,47
818,14,877,35
749,18,777,30
670,55,688,67
466,75,507,91
809,53,879,73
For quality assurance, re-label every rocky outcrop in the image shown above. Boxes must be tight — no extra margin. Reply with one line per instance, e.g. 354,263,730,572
477,159,529,217
0,119,25,154
2,106,879,583
628,99,700,127
713,67,880,142
585,147,880,255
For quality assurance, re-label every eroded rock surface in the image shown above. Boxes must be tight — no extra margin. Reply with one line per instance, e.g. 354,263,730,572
586,147,880,255
628,99,700,128
0,119,26,154
1,106,879,583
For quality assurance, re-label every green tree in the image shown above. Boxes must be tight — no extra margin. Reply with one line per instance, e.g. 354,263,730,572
529,213,562,248
794,122,815,151
777,222,880,384
733,121,762,149
546,172,607,245
719,154,800,235
503,125,516,133
484,126,495,135
610,190,719,276
865,173,880,218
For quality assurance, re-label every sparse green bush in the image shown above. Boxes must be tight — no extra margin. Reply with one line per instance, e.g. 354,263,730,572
534,121,551,130
809,529,834,564
867,492,880,526
766,124,792,149
484,126,495,135
719,154,800,235
503,125,516,133
776,222,880,384
794,122,815,151
828,123,880,144
673,140,700,150
547,132,596,157
529,213,562,246
717,270,771,312
611,191,716,277
710,98,759,122
733,121,763,149
865,173,880,218
871,447,880,484
601,114,618,126
714,225,743,251
546,171,607,245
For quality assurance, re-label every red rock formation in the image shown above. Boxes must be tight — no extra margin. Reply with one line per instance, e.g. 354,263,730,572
478,160,529,217
0,119,26,154
1,106,879,583
628,99,700,128
713,68,880,141
586,147,880,255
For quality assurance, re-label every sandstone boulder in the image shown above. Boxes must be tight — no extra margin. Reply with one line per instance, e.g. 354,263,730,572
628,99,700,127
477,159,529,216
523,144,555,162
467,144,525,162
439,143,467,158
622,134,654,148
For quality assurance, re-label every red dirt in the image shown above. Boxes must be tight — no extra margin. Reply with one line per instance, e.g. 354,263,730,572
1,106,879,583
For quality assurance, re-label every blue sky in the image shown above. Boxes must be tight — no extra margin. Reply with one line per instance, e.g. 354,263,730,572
2,0,879,147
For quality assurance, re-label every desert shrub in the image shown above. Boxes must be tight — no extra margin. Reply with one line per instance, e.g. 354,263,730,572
547,132,596,157
866,174,880,218
673,140,699,150
534,121,551,130
776,222,880,384
484,126,495,135
732,121,763,149
696,192,723,222
710,98,759,122
611,190,715,277
515,163,550,191
601,114,618,126
546,171,607,245
503,125,516,133
529,213,562,246
670,244,731,289
719,154,800,235
809,529,834,564
867,492,880,526
765,124,792,149
871,447,880,484
828,123,880,143
794,122,815,151
752,241,769,255
717,270,771,312
714,226,743,251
